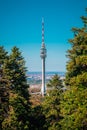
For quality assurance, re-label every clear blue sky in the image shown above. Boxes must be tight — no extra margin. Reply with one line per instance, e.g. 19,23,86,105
0,0,87,72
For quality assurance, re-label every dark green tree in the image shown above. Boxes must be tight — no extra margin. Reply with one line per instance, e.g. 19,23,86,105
60,86,87,130
0,46,9,129
47,74,63,89
42,75,63,130
60,10,87,130
42,89,63,130
65,13,87,87
29,105,46,130
3,46,29,99
2,46,31,130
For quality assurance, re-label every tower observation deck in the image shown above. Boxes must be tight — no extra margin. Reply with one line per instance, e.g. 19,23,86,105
40,18,47,96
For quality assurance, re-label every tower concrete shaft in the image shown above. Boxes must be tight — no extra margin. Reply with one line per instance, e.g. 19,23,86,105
40,18,47,96
42,58,46,96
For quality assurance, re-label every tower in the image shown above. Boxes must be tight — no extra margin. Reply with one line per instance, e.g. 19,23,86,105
40,18,47,96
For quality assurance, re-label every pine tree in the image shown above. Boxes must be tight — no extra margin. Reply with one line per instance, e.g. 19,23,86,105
3,46,29,99
60,10,87,130
2,46,31,129
65,14,87,87
29,105,46,130
60,86,87,130
42,89,62,130
42,75,63,130
47,74,63,89
0,46,9,129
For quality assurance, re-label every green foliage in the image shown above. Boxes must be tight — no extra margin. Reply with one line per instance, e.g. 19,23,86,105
0,46,9,129
29,105,46,130
2,92,30,130
47,74,63,89
66,14,87,86
42,74,63,129
1,46,31,129
61,9,87,130
42,89,63,130
0,46,8,65
60,87,87,130
3,46,29,99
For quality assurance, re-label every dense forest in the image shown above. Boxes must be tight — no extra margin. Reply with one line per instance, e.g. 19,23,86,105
0,10,87,130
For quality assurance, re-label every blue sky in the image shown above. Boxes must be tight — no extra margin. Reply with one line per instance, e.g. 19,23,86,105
0,0,87,72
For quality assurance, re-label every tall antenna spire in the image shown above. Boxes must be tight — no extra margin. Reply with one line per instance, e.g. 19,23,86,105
40,17,47,96
42,17,44,45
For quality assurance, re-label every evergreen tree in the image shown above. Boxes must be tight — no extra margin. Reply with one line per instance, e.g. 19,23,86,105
2,46,31,130
0,46,9,129
42,75,63,130
60,86,87,130
29,105,46,130
3,46,29,99
60,10,87,130
42,89,62,130
65,14,87,87
47,74,63,89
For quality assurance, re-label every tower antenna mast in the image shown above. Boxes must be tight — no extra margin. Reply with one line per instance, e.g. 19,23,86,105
42,17,44,44
40,18,47,96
